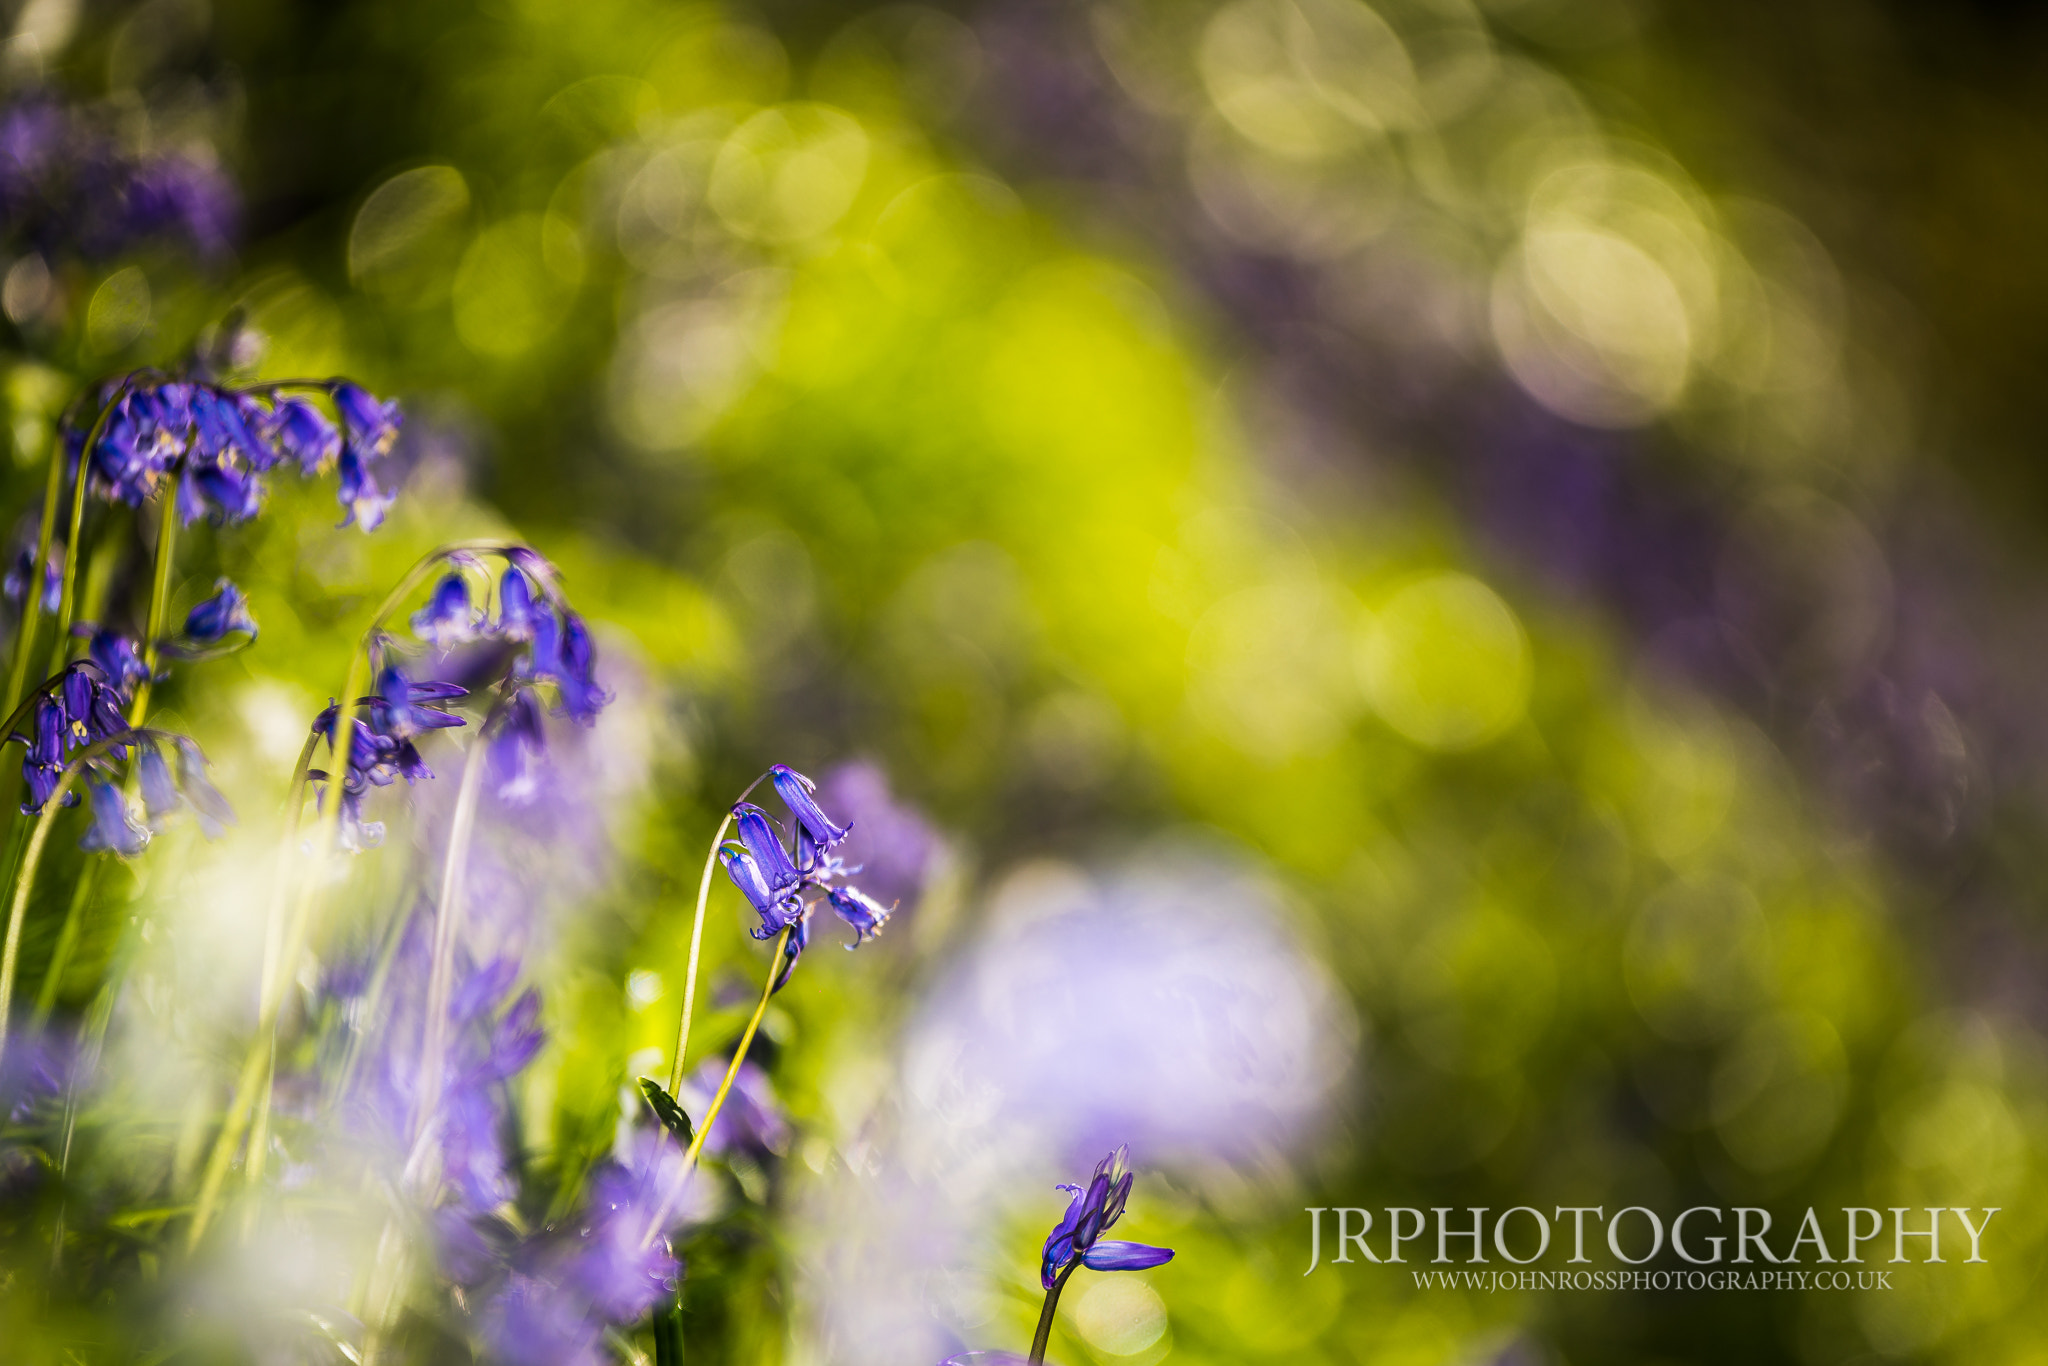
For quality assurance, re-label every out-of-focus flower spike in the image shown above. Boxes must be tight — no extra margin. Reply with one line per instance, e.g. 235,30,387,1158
137,740,180,828
172,735,234,837
412,571,481,648
78,779,148,856
493,565,543,641
183,578,258,644
267,396,340,474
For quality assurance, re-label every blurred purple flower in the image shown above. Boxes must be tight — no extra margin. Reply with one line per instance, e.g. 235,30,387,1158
677,1056,790,1158
412,572,481,649
182,577,258,644
818,761,937,911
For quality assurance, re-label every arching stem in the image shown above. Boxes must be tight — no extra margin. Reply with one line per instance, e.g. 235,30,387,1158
0,731,143,1063
125,474,181,727
4,417,69,718
668,772,768,1095
641,924,790,1251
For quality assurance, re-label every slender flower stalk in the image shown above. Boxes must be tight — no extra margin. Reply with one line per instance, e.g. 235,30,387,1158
3,416,69,718
45,379,132,678
639,923,790,1252
407,700,503,1177
666,773,768,1096
0,729,143,1063
125,474,180,726
1028,1262,1079,1366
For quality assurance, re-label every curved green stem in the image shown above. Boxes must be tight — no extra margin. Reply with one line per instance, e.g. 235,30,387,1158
1029,1261,1080,1365
47,380,132,678
0,730,142,1063
5,419,69,719
125,475,181,727
641,924,790,1251
668,772,769,1095
240,731,321,1198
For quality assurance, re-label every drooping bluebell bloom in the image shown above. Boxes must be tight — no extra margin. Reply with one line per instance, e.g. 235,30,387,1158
4,543,60,612
772,763,852,852
334,382,402,531
1038,1146,1173,1289
19,695,67,813
522,605,610,724
265,396,340,474
487,688,547,804
182,578,258,644
771,902,811,994
77,778,147,856
412,571,481,649
729,803,804,939
825,886,892,947
135,735,233,838
88,629,149,695
372,665,467,741
493,565,544,641
308,677,467,851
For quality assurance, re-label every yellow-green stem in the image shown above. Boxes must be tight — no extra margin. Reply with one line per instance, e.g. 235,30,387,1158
125,476,180,727
30,860,98,1026
667,771,767,1095
47,382,131,678
4,420,68,719
406,720,494,1180
241,732,320,1196
641,924,789,1251
0,732,137,1063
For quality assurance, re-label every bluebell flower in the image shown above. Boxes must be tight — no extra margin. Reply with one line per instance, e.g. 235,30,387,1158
308,676,467,851
487,688,547,804
494,565,544,641
4,543,60,612
728,803,803,939
265,396,340,474
19,695,67,813
77,777,148,856
771,903,810,994
182,578,258,644
136,735,233,837
87,629,150,694
677,1056,791,1157
772,763,852,851
1038,1147,1173,1289
522,606,609,723
334,383,402,531
412,571,481,649
824,885,892,947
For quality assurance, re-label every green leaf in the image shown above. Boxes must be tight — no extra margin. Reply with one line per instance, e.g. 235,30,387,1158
639,1076,695,1146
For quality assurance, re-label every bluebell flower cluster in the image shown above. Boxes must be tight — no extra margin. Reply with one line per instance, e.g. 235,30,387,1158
477,1125,685,1366
63,378,406,531
306,547,610,851
309,669,467,852
1038,1146,1174,1288
719,764,895,991
0,96,237,262
1,659,232,849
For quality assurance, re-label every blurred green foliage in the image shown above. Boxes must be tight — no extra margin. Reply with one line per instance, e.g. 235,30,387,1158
0,0,2044,1363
